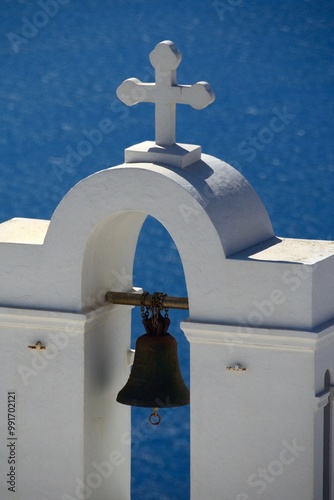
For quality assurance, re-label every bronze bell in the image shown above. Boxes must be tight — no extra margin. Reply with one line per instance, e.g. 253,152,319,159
117,310,190,411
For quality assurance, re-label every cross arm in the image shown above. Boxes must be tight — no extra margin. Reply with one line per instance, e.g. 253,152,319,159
117,79,215,109
170,81,215,110
116,78,155,106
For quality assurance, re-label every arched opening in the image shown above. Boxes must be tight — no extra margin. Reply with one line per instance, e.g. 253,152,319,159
49,154,275,499
130,215,190,500
323,369,332,500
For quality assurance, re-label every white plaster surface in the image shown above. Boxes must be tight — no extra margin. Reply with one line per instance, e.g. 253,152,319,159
0,154,274,318
0,149,334,498
236,235,334,264
183,320,324,500
0,305,131,500
0,308,86,499
124,140,202,168
0,218,49,244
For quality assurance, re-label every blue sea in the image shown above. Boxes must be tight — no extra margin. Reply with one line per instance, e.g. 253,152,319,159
0,1,333,498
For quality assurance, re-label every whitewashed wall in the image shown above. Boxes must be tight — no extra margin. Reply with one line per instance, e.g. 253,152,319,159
0,152,333,499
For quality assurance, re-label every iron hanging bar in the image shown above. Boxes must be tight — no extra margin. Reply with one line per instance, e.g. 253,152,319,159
105,291,189,310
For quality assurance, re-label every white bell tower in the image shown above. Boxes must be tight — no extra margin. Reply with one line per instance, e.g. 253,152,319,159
0,40,333,500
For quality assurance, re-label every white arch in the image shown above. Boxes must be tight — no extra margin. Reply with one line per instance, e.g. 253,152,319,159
42,153,273,320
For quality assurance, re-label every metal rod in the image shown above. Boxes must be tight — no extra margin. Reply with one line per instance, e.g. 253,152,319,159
105,291,189,310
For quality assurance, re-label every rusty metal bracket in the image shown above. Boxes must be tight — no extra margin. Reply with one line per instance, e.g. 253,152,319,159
28,341,46,351
226,364,247,372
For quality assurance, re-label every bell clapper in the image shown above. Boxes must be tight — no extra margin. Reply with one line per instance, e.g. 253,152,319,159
149,407,161,426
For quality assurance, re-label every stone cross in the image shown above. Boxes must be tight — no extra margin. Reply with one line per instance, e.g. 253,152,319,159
116,40,215,146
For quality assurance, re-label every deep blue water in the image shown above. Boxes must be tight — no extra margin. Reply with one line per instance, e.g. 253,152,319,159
1,1,333,498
